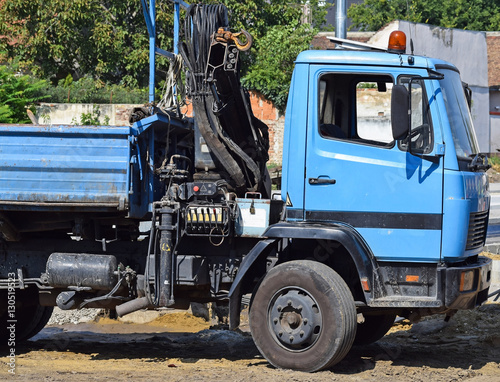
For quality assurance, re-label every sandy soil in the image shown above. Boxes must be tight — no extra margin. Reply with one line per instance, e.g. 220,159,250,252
483,253,500,261
1,303,500,381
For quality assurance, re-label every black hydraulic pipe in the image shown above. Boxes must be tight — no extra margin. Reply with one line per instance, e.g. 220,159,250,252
115,297,152,317
159,210,175,306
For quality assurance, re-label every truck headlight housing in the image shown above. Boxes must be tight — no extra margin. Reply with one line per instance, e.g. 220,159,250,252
459,270,475,292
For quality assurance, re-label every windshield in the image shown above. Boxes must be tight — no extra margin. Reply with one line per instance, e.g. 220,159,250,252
437,68,479,158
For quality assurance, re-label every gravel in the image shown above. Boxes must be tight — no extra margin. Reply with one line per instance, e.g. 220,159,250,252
47,307,103,325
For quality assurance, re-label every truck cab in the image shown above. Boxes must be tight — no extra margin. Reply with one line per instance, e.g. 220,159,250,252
279,34,491,310
231,34,490,371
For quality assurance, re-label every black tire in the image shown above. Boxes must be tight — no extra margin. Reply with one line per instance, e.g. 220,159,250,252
353,313,396,345
249,260,357,372
19,305,54,341
1,288,54,343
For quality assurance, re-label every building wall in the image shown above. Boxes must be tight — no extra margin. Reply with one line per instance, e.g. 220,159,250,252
487,32,500,153
249,93,285,165
370,21,491,152
491,115,500,153
487,32,500,86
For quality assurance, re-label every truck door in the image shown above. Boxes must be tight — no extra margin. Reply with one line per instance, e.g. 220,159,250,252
304,67,444,262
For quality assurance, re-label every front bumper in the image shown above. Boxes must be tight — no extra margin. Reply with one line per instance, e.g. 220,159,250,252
444,256,492,310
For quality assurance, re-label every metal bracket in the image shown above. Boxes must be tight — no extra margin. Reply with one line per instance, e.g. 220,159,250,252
17,268,25,289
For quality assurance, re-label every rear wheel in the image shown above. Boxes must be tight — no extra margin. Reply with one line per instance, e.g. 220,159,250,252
249,260,357,372
354,313,396,345
1,288,53,343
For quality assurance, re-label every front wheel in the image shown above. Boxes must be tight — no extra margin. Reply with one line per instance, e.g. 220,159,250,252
249,260,357,372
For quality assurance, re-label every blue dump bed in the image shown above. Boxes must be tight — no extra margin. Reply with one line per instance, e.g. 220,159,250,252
0,124,131,211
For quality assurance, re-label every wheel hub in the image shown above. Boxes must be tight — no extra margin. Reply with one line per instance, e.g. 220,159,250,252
268,288,322,351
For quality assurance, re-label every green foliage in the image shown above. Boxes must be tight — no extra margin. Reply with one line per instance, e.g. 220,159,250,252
489,155,500,172
35,76,147,104
242,23,317,112
0,0,174,87
217,0,329,111
0,0,330,110
357,82,377,89
0,105,13,122
0,65,47,123
213,0,329,70
348,0,500,31
80,105,102,126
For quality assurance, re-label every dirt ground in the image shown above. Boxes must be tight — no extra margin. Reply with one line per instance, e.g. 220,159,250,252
1,300,500,382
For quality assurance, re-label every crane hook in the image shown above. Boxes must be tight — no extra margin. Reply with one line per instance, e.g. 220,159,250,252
214,28,253,51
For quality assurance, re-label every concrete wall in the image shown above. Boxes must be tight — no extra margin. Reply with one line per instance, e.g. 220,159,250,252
369,21,490,153
35,103,140,126
491,115,500,152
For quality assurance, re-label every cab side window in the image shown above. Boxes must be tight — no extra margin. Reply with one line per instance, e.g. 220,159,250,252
355,80,393,144
397,77,433,154
319,74,349,140
319,73,394,148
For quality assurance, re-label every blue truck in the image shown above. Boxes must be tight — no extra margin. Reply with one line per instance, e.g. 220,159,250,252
0,2,493,372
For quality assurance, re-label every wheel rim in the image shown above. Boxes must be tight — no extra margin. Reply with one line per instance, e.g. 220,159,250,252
267,287,322,352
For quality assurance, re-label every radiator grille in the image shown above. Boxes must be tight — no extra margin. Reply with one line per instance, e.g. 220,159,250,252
466,211,488,250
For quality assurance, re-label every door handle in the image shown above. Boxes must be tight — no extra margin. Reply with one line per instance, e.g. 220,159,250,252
309,177,336,185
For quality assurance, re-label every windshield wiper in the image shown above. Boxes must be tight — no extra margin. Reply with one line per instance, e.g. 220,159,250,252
468,154,491,172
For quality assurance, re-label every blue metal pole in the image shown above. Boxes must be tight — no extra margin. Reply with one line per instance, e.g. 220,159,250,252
149,0,156,103
174,1,180,55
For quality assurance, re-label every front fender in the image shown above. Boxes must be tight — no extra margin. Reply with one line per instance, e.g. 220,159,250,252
264,221,378,287
228,222,383,329
228,239,277,329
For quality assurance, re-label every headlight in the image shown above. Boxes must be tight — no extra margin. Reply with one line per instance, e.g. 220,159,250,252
459,270,475,292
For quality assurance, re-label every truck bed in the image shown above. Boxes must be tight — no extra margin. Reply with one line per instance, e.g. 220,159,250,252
0,124,131,211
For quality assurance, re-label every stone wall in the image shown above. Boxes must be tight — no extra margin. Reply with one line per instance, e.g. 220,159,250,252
369,21,491,153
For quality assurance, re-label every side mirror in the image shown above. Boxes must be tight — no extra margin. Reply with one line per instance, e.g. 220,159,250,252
391,84,409,140
463,82,472,110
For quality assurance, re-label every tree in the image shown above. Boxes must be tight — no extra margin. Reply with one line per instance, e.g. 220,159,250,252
0,0,330,109
242,23,317,112
199,0,329,64
210,0,329,111
0,0,174,87
348,0,500,32
0,64,47,123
